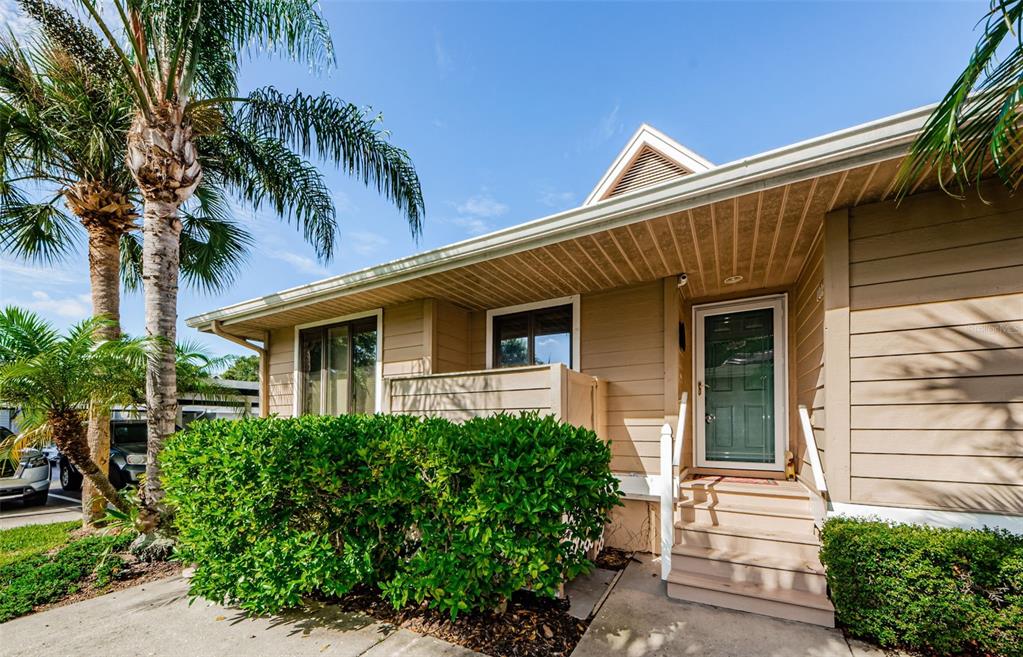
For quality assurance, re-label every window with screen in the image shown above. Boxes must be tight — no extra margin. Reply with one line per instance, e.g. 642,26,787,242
492,303,573,368
299,316,378,415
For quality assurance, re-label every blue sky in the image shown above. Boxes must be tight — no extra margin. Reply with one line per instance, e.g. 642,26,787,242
0,1,987,358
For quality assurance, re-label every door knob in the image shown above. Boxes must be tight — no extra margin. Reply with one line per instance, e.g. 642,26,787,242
705,414,716,423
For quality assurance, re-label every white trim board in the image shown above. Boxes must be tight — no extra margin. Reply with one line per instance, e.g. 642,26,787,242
829,502,1023,534
292,308,384,416
186,104,934,333
484,295,581,369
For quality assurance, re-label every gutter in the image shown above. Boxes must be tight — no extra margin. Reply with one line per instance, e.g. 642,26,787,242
187,103,933,331
211,321,269,419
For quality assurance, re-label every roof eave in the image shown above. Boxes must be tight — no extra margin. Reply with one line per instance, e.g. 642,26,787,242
186,103,932,332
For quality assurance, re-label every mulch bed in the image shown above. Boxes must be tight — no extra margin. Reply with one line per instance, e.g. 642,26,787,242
328,546,630,657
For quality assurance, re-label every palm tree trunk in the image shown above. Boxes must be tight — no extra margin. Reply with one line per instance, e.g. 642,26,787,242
82,222,121,524
126,105,201,533
66,182,138,525
138,199,182,532
49,409,130,515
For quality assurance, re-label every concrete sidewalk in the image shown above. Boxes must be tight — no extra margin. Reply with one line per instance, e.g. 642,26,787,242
571,554,895,657
2,576,481,657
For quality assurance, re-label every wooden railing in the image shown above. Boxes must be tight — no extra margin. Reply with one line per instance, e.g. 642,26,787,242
383,363,606,435
798,404,828,528
659,392,689,580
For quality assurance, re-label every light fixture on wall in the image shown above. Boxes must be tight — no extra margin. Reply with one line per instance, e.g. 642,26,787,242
723,275,743,285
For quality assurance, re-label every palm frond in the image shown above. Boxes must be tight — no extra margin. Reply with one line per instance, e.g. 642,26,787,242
17,0,120,79
178,186,254,292
0,187,79,263
899,0,1023,197
0,305,58,364
235,88,425,245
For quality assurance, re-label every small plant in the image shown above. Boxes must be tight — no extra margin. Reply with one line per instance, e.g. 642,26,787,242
162,413,621,618
820,517,1023,657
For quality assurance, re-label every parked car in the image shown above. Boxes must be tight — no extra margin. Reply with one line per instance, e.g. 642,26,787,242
40,443,60,464
60,420,147,492
0,447,50,507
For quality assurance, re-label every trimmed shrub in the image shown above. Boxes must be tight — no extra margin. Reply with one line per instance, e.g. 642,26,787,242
161,412,620,618
820,517,1023,657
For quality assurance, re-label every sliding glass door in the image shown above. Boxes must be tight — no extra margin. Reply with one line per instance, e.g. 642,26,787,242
300,316,378,415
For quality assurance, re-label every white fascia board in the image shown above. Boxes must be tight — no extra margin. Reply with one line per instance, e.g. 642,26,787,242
583,123,714,206
186,104,933,331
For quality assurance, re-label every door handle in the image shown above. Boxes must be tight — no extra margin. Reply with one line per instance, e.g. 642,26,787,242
705,414,716,423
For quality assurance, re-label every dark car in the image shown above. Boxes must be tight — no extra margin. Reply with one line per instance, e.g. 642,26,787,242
60,421,147,491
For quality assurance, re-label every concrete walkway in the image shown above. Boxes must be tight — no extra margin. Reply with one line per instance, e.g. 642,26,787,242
1,576,481,657
571,554,895,657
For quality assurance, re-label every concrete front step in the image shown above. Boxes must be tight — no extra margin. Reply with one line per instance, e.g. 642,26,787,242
674,523,822,562
679,477,810,509
671,544,828,595
667,572,835,627
676,500,816,534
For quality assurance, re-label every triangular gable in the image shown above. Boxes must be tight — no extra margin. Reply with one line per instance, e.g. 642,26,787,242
584,124,713,205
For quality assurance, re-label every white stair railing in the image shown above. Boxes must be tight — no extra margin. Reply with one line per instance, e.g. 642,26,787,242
798,404,829,528
659,392,689,581
659,422,673,580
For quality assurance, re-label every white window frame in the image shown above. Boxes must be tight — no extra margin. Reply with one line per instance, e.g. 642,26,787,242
485,295,581,370
692,293,788,472
293,308,384,416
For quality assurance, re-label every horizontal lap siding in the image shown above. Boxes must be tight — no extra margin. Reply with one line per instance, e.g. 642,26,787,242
434,300,471,374
847,184,1023,514
793,231,825,489
386,367,554,420
268,327,294,416
383,301,427,378
468,311,486,371
581,281,664,475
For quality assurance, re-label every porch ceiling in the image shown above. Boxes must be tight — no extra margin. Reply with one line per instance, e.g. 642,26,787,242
200,156,921,340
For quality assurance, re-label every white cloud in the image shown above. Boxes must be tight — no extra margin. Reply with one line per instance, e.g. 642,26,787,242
267,251,329,277
444,191,509,236
448,216,491,236
346,231,388,257
23,291,91,318
0,259,77,285
0,1,39,35
584,102,624,150
455,194,508,219
434,31,453,77
538,189,575,209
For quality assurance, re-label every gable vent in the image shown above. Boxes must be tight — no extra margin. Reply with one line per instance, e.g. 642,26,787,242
607,146,690,198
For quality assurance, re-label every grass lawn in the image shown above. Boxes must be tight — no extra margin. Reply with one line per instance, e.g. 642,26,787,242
0,520,80,568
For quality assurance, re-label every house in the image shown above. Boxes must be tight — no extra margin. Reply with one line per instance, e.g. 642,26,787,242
187,106,1023,627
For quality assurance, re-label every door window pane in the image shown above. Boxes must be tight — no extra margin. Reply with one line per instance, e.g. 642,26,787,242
703,307,775,464
495,312,529,367
301,331,323,416
351,319,378,413
325,326,351,415
300,316,378,415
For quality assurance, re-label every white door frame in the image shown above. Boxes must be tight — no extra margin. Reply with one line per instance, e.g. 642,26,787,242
693,294,788,471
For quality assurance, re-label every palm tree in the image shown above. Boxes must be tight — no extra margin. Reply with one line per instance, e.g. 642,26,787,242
2,0,373,525
71,0,425,529
899,0,1023,196
0,307,148,514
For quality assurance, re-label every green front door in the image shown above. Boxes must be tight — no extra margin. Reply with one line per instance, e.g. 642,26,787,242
702,306,776,465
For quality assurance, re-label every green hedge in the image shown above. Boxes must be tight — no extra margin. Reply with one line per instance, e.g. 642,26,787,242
161,413,621,618
821,518,1023,657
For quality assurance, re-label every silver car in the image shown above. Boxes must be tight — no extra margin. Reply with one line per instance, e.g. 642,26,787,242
0,447,51,507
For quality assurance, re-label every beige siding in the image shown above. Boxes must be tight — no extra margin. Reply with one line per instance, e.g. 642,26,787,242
845,185,1023,514
581,281,665,475
468,310,486,370
383,301,429,377
267,327,294,417
793,230,825,489
434,300,471,373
